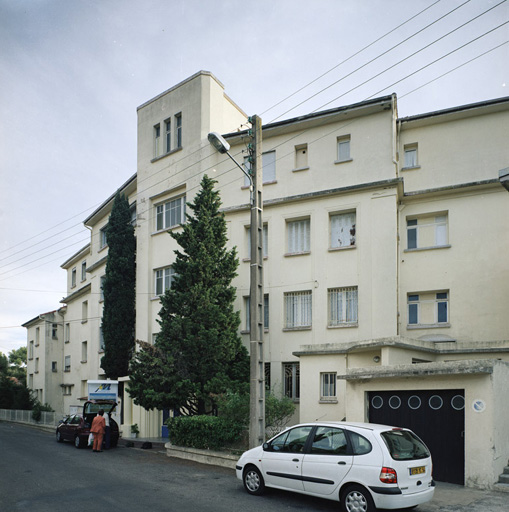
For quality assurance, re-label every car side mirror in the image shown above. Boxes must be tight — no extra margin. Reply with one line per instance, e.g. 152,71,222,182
263,443,270,451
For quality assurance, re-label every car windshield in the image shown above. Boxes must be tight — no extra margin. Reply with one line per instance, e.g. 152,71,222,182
381,430,430,461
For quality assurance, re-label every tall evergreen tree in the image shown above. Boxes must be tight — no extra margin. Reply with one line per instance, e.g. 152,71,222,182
101,192,136,379
128,175,248,415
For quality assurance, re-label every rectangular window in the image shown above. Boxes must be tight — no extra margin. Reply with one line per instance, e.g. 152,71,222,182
328,286,358,326
52,323,58,339
247,224,268,259
82,301,88,323
287,218,310,254
407,291,449,326
35,357,39,373
154,123,161,157
52,361,57,373
81,341,87,363
100,227,108,249
321,372,337,399
404,144,418,168
65,323,70,343
265,362,271,392
29,340,34,359
284,362,300,400
295,144,308,170
245,294,269,331
175,113,182,148
71,268,77,288
407,214,448,250
337,136,351,162
156,195,186,231
284,291,312,328
100,275,106,301
35,327,40,346
330,211,356,248
81,261,87,281
244,150,276,185
165,119,171,153
155,266,176,296
130,204,137,226
64,355,71,372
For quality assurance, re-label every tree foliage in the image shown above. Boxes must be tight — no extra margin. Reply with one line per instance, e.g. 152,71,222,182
101,192,136,379
128,175,249,414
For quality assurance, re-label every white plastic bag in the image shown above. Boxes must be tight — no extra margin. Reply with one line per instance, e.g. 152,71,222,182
88,433,94,446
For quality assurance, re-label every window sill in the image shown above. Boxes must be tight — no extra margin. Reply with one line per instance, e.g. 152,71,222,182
64,370,71,373
151,296,163,301
284,251,311,257
151,225,184,237
329,245,356,252
81,320,88,324
404,245,451,253
98,245,108,254
407,323,451,330
319,399,338,404
334,158,353,165
401,165,421,171
327,323,358,329
292,166,309,173
283,326,312,332
242,256,268,262
34,371,39,374
151,146,182,163
81,360,87,364
52,369,57,373
64,340,70,344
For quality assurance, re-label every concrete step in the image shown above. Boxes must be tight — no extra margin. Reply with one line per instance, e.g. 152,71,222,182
498,473,509,485
493,482,509,494
502,466,509,475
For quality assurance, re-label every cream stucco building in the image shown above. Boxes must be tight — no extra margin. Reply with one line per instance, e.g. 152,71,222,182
25,71,509,488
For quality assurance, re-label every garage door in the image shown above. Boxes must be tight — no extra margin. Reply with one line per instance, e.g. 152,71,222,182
368,389,464,485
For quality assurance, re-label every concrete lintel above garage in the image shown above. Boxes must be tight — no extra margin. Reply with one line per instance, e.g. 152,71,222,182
337,359,504,381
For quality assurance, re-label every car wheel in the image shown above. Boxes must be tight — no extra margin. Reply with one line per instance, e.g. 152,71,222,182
340,485,375,512
243,465,265,496
74,435,85,449
56,430,63,443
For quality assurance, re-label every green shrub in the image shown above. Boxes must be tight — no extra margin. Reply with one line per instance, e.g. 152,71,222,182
166,415,244,450
31,402,53,422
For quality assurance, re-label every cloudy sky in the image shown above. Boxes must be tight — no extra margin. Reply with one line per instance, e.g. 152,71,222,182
0,0,507,356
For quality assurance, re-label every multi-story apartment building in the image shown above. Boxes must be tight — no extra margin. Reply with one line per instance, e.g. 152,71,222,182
25,71,509,488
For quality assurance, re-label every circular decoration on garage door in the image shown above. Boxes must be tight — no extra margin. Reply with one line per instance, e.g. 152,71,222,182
429,395,443,410
451,395,465,411
389,395,401,409
408,395,422,410
371,395,383,409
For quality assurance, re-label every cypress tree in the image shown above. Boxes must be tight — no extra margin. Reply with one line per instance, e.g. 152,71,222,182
101,192,136,379
128,175,248,414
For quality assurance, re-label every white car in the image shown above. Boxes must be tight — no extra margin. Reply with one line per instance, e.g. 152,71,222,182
236,422,434,512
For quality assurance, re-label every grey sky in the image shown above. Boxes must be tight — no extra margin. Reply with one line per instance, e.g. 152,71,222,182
0,0,507,355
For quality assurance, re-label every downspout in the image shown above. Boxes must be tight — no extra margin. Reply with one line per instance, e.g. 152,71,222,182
392,94,402,337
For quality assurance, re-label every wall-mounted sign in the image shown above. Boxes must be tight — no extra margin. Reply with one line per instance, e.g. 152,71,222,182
472,399,486,413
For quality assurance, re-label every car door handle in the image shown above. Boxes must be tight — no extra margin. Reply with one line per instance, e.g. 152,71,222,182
338,461,346,465
292,458,299,462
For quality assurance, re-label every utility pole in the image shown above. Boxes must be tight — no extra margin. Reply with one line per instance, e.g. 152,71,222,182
248,115,265,448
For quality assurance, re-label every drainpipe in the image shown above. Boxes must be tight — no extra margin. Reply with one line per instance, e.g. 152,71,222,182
392,94,401,337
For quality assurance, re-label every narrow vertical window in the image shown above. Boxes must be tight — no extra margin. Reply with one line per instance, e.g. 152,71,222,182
284,362,300,399
295,144,308,169
404,144,418,168
247,224,268,258
175,113,182,148
165,119,171,153
81,341,88,363
154,124,161,157
81,261,87,281
71,268,77,288
287,218,310,254
408,294,419,325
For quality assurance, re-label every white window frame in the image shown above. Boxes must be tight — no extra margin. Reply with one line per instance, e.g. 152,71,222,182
64,355,71,372
244,150,276,185
294,144,308,170
100,227,108,249
336,135,351,163
81,261,87,282
81,341,88,363
175,113,182,148
407,214,448,250
65,323,70,343
154,123,161,157
403,144,418,168
155,266,176,296
71,267,77,288
287,218,310,255
330,211,356,249
165,118,171,153
284,290,312,329
328,286,358,326
320,372,337,400
155,195,186,231
408,291,449,327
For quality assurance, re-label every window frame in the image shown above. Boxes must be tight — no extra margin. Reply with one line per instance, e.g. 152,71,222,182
407,291,450,328
155,266,176,296
335,135,351,163
328,286,358,327
284,290,312,329
320,372,337,402
81,261,87,282
403,143,419,169
406,213,449,251
71,267,77,288
164,118,171,153
155,195,186,232
154,123,161,157
330,211,356,249
243,150,276,186
283,362,300,401
244,294,269,332
286,217,311,255
64,355,71,372
175,113,182,148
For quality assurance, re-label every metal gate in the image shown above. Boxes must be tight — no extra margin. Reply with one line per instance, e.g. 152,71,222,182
368,389,465,485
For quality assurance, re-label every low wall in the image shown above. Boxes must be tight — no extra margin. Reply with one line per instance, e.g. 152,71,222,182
0,408,61,429
165,443,238,469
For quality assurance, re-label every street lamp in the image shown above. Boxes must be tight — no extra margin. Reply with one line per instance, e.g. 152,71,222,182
208,118,265,449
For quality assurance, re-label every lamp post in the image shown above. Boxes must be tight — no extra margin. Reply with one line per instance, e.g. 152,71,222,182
208,116,265,448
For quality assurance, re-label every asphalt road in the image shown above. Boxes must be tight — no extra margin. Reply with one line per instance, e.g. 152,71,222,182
1,422,507,512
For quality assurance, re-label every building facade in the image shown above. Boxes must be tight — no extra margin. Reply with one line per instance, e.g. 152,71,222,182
25,71,509,488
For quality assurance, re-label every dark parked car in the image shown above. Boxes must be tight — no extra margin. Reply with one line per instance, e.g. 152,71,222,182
56,400,119,449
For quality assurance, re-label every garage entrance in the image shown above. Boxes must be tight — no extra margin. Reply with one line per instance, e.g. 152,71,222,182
368,389,465,485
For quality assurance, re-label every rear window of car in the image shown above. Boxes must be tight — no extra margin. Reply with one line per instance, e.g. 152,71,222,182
348,431,372,455
381,430,430,461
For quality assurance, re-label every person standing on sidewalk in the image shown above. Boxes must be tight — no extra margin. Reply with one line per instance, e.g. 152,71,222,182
90,409,106,452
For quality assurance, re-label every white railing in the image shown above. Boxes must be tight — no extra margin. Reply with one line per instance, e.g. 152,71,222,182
0,409,63,427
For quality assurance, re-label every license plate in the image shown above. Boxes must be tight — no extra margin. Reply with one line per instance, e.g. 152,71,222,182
410,466,425,476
